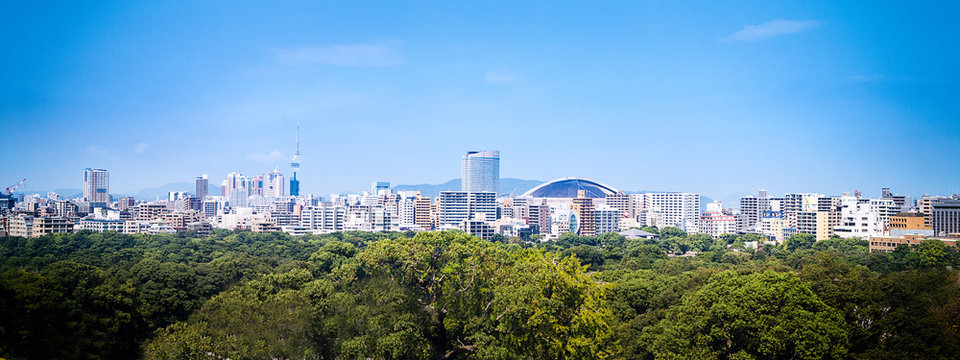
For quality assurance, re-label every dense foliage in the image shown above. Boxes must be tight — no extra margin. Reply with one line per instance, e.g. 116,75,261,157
0,227,958,359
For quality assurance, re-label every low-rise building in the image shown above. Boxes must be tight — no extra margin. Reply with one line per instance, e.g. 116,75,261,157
868,234,958,253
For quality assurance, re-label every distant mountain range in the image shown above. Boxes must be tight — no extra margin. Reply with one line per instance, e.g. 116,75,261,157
16,179,716,211
14,183,220,201
123,183,222,201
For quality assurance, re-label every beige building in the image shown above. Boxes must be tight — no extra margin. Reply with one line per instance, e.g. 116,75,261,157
869,234,957,253
135,203,169,221
7,215,74,238
414,195,432,230
798,211,838,241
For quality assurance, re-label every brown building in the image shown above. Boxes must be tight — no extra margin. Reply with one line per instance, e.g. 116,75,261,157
868,234,958,253
414,195,432,230
889,212,930,230
571,190,596,237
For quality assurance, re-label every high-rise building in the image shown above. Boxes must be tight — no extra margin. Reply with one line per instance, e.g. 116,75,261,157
438,191,496,225
414,195,433,230
920,196,950,229
222,172,249,207
527,204,551,235
301,205,346,232
83,168,110,205
645,192,701,232
290,123,301,196
195,174,208,199
571,190,596,236
461,150,500,194
371,181,390,194
265,169,285,198
594,204,621,235
605,192,635,218
797,211,838,241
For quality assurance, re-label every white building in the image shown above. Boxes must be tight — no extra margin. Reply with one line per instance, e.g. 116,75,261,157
265,169,285,198
438,191,496,226
833,195,896,238
301,205,347,232
643,192,701,232
594,205,621,235
699,201,736,237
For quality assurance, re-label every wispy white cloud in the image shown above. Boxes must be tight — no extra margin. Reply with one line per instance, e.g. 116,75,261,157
485,70,516,84
722,19,822,42
246,150,284,163
134,142,150,154
86,145,107,155
273,42,403,67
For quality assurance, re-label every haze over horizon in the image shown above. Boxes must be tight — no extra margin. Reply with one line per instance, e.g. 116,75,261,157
3,1,959,200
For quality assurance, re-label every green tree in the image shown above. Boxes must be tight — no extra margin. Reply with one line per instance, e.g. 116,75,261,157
784,233,817,252
645,270,849,360
916,240,951,268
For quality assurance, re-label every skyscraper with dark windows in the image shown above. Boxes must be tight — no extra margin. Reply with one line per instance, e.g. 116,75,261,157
195,174,208,199
461,150,499,194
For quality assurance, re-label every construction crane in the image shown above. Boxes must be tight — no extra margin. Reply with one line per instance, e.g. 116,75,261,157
5,178,26,195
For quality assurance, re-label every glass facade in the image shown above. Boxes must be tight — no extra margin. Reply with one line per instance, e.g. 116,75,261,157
461,151,500,194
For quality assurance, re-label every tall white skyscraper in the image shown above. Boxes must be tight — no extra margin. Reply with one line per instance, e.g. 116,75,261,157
461,150,500,194
83,168,110,204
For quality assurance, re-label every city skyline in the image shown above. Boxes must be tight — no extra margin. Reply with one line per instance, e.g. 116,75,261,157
3,1,959,200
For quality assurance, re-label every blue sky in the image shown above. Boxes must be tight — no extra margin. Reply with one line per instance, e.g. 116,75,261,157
2,1,958,201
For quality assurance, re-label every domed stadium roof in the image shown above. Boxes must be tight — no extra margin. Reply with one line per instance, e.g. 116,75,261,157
521,178,619,198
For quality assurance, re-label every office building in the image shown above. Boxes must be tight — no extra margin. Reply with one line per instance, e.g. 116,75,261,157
921,196,950,228
931,199,960,236
83,168,110,205
265,169,285,198
461,150,500,194
195,174,209,199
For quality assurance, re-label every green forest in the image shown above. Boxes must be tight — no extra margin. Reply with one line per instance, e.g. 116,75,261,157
0,228,958,359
